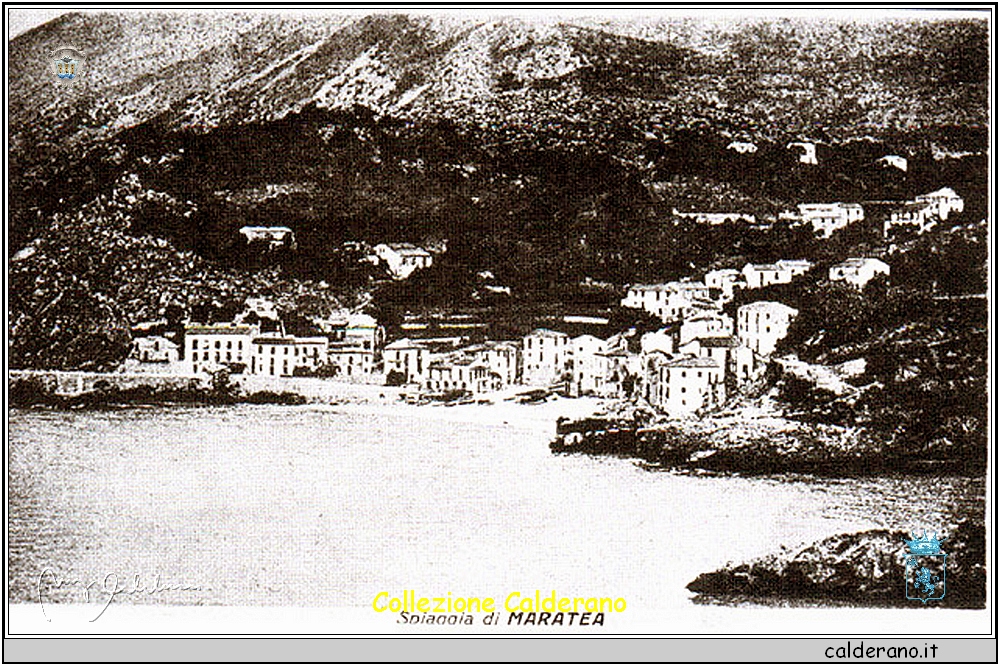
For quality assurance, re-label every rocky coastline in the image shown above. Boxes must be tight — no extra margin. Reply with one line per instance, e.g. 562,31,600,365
686,519,985,609
550,398,985,477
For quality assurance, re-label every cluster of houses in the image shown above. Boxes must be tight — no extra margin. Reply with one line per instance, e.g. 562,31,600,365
238,228,439,280
127,244,894,417
672,185,964,241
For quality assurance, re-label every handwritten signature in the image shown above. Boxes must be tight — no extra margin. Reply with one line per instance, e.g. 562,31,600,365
37,568,204,622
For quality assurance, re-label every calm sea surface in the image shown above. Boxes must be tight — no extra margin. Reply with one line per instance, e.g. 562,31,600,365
8,404,984,609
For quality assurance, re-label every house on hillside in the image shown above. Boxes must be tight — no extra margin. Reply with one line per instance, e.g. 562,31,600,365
704,268,745,301
727,141,758,154
621,281,716,322
877,155,908,172
737,301,798,358
798,203,865,238
672,209,757,225
915,187,964,221
239,226,295,249
829,258,890,289
373,243,434,279
679,312,734,345
741,260,812,290
885,202,938,236
787,141,818,165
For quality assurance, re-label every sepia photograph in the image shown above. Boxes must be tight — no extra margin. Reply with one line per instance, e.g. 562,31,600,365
5,3,994,654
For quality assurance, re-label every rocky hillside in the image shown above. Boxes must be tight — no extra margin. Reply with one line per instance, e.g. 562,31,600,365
7,12,990,370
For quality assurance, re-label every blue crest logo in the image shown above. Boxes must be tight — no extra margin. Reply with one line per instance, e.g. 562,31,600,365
50,46,85,82
904,529,946,603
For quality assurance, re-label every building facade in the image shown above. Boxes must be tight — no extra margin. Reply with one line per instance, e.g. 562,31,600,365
736,301,799,357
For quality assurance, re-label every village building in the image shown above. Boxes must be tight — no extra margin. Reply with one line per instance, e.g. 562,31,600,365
324,344,375,380
249,335,328,377
676,335,754,382
741,259,812,290
373,243,434,279
647,355,725,415
679,312,734,346
621,281,716,322
596,347,633,398
672,209,757,225
131,336,180,365
736,301,799,358
704,268,744,301
787,141,818,165
726,141,758,154
570,335,605,397
678,337,739,377
466,341,520,387
829,258,891,289
383,338,431,384
424,355,502,395
877,155,908,171
640,328,675,357
239,297,280,322
315,312,384,356
521,328,571,387
885,202,938,236
239,226,295,249
915,187,964,221
185,323,259,374
797,203,865,238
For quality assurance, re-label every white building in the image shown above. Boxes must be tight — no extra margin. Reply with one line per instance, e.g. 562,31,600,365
704,268,744,302
737,301,799,358
672,209,757,225
239,226,295,249
741,260,812,290
467,341,520,387
373,243,434,279
522,328,571,387
877,155,908,172
315,312,384,356
185,323,258,374
787,141,818,165
570,335,606,397
324,344,375,380
131,336,180,365
798,203,865,238
915,187,964,221
383,338,431,384
250,335,328,377
829,258,891,289
648,355,725,415
885,202,938,236
621,281,716,322
640,328,675,357
727,141,758,154
424,356,501,395
679,312,734,346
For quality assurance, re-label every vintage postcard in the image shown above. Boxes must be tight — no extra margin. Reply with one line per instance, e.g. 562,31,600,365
5,4,994,656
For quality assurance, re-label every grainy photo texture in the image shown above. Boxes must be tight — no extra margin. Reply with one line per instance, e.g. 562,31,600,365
6,8,989,634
